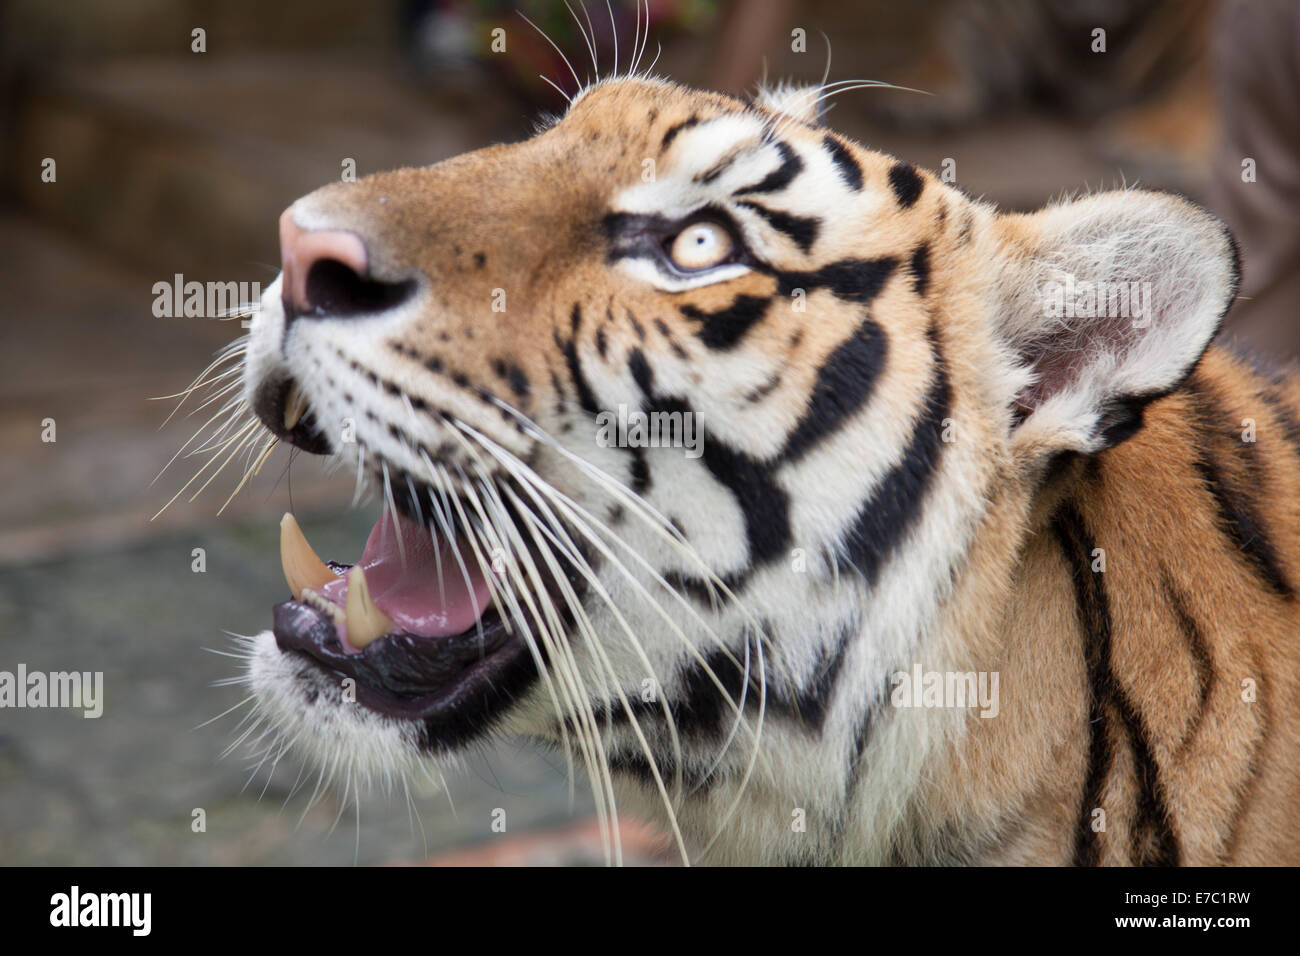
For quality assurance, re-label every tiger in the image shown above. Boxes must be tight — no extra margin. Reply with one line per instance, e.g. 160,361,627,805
207,73,1300,866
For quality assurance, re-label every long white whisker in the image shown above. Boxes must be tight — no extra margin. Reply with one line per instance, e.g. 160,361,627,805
538,74,573,105
507,485,693,863
455,468,621,864
443,432,624,864
606,0,618,77
518,11,584,95
564,0,598,78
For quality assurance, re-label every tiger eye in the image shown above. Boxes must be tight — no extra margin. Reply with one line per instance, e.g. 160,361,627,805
669,221,734,271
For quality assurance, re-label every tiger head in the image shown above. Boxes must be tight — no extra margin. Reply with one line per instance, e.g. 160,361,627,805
235,77,1236,864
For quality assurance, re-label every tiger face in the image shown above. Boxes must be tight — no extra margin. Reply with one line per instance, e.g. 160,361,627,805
235,77,1238,864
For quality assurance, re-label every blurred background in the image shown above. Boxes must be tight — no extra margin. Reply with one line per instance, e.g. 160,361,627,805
0,0,1295,865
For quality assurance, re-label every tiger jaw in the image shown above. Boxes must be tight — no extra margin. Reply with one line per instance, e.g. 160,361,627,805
265,490,592,733
239,285,593,745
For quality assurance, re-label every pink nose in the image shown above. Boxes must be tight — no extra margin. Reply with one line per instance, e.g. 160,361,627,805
279,208,369,316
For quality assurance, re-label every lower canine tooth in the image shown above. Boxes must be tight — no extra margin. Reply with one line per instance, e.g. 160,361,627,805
280,512,338,600
345,565,392,649
283,382,308,431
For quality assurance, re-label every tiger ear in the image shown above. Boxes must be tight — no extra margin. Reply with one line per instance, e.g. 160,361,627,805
992,190,1238,461
752,82,825,127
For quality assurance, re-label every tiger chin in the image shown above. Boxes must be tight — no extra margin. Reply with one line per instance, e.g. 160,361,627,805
222,76,1300,866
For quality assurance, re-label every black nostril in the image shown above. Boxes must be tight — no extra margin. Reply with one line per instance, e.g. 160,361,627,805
288,259,417,321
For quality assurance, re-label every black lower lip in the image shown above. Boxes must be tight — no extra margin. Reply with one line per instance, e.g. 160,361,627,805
272,600,533,723
252,375,332,454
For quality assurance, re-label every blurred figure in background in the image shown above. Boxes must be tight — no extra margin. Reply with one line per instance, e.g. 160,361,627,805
866,0,1213,131
1212,0,1300,363
401,0,719,105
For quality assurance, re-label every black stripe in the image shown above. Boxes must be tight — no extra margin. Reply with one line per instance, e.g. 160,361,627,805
626,310,646,341
660,115,700,151
1160,571,1213,754
887,161,924,208
1116,698,1182,865
1187,381,1294,598
608,752,700,790
607,349,654,494
781,316,888,463
744,372,782,403
631,356,790,570
734,140,802,195
590,641,750,764
1259,384,1300,454
823,134,863,191
627,444,651,494
840,673,893,818
628,347,654,396
838,324,950,588
1054,503,1116,867
1224,645,1267,856
768,256,897,303
559,305,600,415
737,200,820,253
789,624,854,729
490,358,530,400
696,420,790,565
1054,502,1180,867
1192,452,1293,597
695,148,741,185
598,623,852,742
909,243,931,297
679,295,771,350
1095,391,1161,449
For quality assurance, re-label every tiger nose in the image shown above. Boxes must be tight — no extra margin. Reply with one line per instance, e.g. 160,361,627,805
279,209,370,318
279,208,419,324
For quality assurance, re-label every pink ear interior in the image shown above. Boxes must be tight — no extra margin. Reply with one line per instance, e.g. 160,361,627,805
1012,309,1148,422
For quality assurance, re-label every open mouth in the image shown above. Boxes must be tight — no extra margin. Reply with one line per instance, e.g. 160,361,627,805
272,506,543,729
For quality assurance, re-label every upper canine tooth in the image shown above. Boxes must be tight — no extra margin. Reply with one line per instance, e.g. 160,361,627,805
283,382,308,431
280,512,338,600
345,565,392,650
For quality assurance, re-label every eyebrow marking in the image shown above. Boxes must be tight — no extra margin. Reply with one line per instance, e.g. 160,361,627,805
823,134,863,191
734,141,803,196
695,140,758,184
737,200,821,253
661,115,701,151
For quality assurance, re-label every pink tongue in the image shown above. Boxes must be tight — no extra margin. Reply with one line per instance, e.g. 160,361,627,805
318,512,493,652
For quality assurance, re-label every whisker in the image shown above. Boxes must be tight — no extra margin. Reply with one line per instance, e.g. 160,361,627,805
564,0,598,79
606,0,618,77
518,10,584,95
